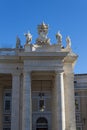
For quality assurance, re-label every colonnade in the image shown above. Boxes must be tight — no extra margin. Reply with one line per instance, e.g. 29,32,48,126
11,71,76,130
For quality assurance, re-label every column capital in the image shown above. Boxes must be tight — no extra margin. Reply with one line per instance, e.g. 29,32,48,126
11,72,21,76
23,71,32,79
64,72,74,79
55,70,64,75
23,70,32,74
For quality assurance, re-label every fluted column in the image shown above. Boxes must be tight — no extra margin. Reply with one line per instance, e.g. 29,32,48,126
64,73,76,130
55,71,65,130
11,73,20,130
22,71,32,130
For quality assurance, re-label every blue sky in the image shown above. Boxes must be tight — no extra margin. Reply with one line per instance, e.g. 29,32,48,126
0,0,87,74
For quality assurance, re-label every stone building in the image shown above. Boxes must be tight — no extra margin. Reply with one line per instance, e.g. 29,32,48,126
74,74,87,130
0,23,86,130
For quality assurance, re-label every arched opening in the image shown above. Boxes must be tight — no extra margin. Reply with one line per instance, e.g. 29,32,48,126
36,117,48,130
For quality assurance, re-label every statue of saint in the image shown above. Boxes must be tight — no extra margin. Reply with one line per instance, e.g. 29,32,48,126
24,32,32,44
56,32,62,44
66,36,71,48
16,36,21,48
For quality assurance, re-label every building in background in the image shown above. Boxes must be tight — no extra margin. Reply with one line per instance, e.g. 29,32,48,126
74,74,87,130
0,23,86,130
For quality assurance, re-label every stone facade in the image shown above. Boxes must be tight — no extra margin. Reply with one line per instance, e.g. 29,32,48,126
74,74,87,130
0,23,80,130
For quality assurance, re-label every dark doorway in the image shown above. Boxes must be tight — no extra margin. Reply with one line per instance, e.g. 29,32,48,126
36,128,48,130
36,117,48,130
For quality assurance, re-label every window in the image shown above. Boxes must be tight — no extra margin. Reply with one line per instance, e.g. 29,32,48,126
4,115,11,123
3,90,11,130
76,126,82,130
5,93,11,97
4,90,11,113
3,127,11,130
75,98,80,111
5,101,11,111
76,114,81,122
75,92,79,96
74,81,77,84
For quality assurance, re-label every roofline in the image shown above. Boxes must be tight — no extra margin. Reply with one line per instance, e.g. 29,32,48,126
74,73,87,76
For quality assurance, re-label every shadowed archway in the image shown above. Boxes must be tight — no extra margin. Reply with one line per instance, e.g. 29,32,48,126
36,117,48,130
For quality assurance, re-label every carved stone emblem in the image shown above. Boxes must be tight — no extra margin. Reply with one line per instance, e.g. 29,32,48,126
36,22,50,46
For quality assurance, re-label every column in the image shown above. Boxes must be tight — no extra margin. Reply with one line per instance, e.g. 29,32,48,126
11,73,20,130
64,73,76,130
22,71,32,130
0,87,3,130
54,71,65,130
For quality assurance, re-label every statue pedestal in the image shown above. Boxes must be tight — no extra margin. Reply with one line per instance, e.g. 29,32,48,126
24,44,32,52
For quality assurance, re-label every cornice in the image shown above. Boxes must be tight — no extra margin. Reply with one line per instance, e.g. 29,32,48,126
0,51,68,62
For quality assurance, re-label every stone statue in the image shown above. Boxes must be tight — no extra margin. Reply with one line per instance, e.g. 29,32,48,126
66,36,71,48
36,22,50,45
16,36,21,48
56,32,62,45
24,32,32,44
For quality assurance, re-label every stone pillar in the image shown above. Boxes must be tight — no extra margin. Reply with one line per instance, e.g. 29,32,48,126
64,73,76,130
22,71,32,130
11,73,20,130
54,71,65,130
0,87,3,130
